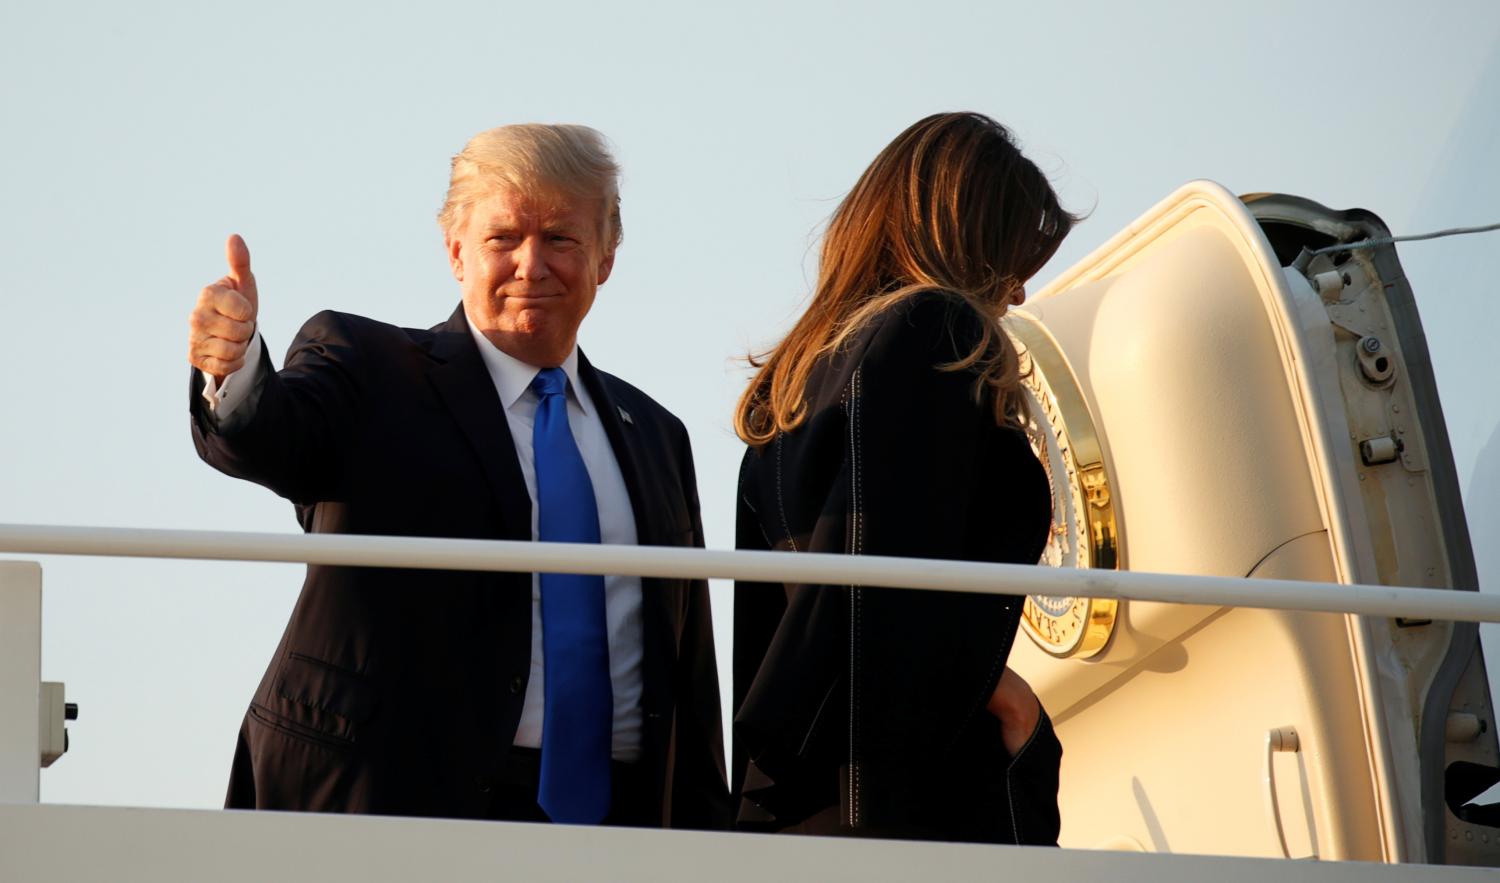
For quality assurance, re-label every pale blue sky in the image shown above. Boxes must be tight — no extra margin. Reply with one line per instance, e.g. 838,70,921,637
2,1,1497,808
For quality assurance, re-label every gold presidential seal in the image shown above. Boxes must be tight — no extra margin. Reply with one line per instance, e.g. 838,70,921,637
1005,312,1121,659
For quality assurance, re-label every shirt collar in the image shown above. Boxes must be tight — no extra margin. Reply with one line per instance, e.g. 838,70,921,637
464,311,588,416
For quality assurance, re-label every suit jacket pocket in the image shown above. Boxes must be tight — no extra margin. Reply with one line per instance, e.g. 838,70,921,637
1004,710,1063,846
248,704,358,753
269,653,378,744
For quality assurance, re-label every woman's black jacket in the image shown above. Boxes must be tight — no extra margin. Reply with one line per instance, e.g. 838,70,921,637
732,291,1061,844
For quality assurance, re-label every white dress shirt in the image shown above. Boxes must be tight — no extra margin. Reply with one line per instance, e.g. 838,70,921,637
465,316,644,762
200,328,264,419
202,318,646,761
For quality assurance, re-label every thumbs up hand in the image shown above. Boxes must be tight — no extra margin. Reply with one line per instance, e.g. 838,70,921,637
189,234,260,382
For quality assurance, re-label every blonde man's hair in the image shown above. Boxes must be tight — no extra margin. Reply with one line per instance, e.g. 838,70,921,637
438,124,623,253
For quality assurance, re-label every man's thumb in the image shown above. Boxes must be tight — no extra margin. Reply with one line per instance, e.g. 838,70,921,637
225,233,258,306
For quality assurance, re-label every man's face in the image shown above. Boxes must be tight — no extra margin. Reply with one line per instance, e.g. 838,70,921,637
446,186,615,368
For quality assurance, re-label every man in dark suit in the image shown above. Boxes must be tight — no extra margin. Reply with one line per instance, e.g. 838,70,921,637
186,124,729,828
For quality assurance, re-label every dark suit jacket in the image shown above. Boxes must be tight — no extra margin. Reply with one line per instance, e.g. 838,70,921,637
191,304,729,828
732,291,1061,844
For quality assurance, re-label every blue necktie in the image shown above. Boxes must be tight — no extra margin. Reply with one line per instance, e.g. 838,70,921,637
530,367,613,824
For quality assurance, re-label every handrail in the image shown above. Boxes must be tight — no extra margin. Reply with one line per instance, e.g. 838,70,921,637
1,523,1497,623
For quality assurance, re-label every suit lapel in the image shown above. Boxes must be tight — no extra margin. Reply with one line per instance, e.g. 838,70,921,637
579,350,664,548
579,352,681,734
424,304,532,541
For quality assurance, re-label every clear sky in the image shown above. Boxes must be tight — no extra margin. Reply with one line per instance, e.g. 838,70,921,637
2,1,1497,809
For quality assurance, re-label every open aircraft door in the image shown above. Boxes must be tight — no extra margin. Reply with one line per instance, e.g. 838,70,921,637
1005,181,1499,865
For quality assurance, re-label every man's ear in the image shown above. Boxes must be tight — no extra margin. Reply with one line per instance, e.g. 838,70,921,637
596,248,616,286
445,229,465,282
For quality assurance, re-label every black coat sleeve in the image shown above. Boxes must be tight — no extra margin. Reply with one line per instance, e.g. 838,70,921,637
190,311,365,504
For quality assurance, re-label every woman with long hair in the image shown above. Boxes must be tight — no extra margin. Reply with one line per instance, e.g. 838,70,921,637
731,112,1076,843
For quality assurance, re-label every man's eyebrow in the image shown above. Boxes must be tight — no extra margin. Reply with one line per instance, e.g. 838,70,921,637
478,216,578,235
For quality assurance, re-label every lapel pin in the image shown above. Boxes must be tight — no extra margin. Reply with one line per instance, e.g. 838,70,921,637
618,406,634,425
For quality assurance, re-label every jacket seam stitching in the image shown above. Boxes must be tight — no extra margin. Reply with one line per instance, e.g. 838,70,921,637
847,368,863,829
774,434,800,552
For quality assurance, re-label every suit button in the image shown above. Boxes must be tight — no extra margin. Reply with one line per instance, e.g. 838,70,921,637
475,776,492,793
509,674,524,694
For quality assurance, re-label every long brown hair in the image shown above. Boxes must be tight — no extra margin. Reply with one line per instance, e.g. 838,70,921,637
735,112,1075,446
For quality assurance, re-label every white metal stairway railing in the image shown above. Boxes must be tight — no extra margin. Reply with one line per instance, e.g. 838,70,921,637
2,524,1497,622
2,523,1498,882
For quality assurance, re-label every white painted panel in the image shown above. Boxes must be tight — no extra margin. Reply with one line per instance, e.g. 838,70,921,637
0,804,1492,883
0,561,42,804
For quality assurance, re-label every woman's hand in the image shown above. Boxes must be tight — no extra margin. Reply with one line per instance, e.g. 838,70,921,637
986,667,1042,756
